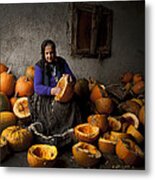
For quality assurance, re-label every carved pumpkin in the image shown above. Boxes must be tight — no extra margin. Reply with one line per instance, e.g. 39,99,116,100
55,74,74,103
27,144,58,167
72,141,101,167
0,63,8,74
15,76,34,97
0,111,17,133
0,66,16,97
13,97,30,119
74,123,99,143
1,125,33,152
87,114,108,133
116,139,144,166
25,65,35,80
0,92,10,112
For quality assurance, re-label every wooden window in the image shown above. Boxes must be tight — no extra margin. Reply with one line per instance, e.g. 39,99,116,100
71,3,113,59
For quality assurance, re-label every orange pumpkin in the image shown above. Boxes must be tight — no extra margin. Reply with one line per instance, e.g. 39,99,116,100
1,125,33,152
90,84,108,103
121,72,133,84
15,76,34,97
25,65,35,80
94,97,113,115
55,74,74,103
72,141,101,167
27,144,58,167
87,114,108,133
0,66,16,97
0,63,8,74
74,123,100,143
116,139,144,166
132,81,145,95
133,73,143,84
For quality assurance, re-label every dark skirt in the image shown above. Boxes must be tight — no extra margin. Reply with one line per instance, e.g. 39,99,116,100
28,93,82,147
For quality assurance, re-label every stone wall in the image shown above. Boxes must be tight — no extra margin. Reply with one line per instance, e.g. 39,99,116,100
0,1,145,84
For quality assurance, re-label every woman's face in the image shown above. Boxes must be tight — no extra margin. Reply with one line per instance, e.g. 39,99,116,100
44,45,55,63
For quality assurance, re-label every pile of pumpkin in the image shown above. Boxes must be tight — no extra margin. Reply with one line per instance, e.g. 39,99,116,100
72,72,145,168
0,62,145,168
0,63,58,167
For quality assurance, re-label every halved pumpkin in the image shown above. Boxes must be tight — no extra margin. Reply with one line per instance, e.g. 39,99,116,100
107,116,122,131
27,144,58,167
55,74,74,103
126,125,144,144
95,97,113,115
109,131,131,142
138,105,145,125
87,114,108,133
98,137,117,154
90,84,108,103
72,141,101,167
74,123,99,143
13,97,30,119
116,139,144,166
120,72,133,84
121,112,139,129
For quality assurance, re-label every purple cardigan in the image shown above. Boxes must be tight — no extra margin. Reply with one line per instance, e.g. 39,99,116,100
34,58,75,96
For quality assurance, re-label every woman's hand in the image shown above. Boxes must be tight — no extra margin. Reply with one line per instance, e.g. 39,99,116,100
51,87,61,96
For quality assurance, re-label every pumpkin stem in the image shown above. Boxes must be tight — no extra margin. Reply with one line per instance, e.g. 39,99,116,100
7,63,13,74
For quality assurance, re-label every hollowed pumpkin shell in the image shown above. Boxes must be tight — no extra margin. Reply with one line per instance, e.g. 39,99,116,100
98,137,117,154
95,97,113,115
121,72,133,84
107,116,122,131
87,114,108,133
74,123,99,143
116,139,144,166
55,74,74,103
13,97,30,119
1,125,33,152
138,105,145,125
27,144,58,167
90,84,108,103
72,141,101,167
126,125,144,144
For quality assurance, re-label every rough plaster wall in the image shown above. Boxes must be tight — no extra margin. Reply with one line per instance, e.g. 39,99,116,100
0,1,144,84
